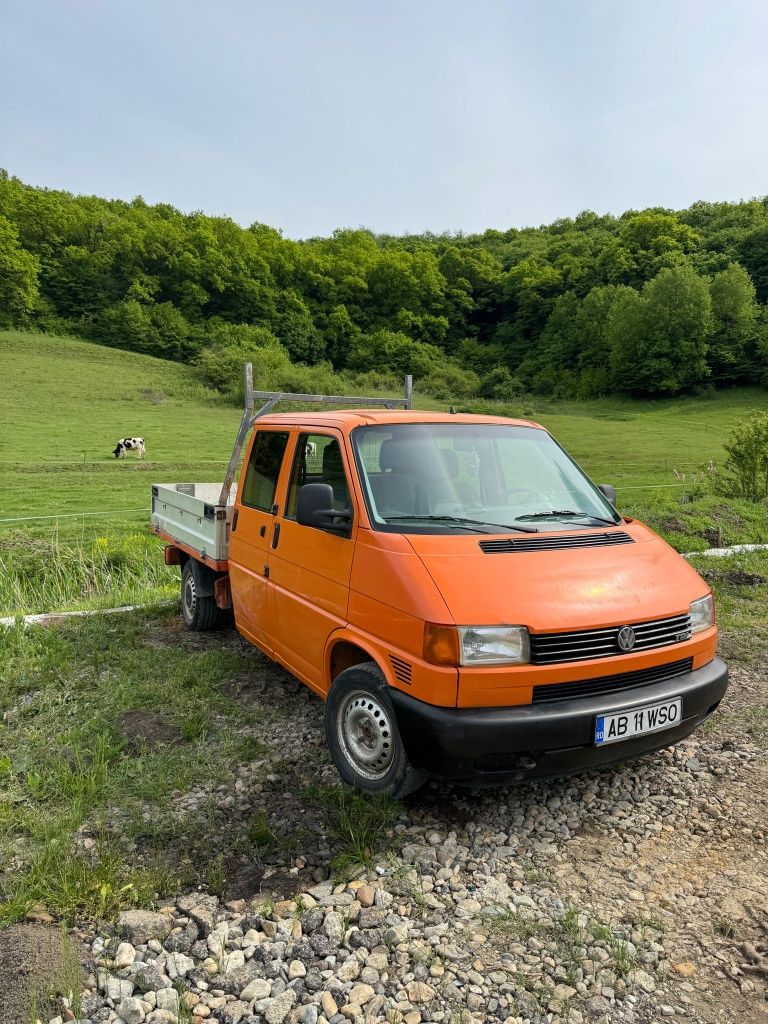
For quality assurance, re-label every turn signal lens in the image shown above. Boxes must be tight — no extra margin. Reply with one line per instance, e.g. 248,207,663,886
423,623,460,666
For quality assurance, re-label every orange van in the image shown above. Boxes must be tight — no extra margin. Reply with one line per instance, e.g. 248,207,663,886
152,373,728,797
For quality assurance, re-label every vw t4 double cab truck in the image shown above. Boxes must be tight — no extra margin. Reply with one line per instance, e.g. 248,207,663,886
151,367,728,797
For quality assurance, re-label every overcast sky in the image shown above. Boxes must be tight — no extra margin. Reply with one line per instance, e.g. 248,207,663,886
2,0,767,238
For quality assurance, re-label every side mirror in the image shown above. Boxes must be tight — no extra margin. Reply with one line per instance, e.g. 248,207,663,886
296,482,352,536
598,483,617,505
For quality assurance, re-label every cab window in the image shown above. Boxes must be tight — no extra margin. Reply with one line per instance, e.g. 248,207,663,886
352,423,618,532
241,431,290,511
286,434,351,518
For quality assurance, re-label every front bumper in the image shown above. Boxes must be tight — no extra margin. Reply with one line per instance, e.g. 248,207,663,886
389,656,728,786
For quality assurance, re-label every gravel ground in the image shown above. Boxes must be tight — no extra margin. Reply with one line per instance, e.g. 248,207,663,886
24,622,768,1024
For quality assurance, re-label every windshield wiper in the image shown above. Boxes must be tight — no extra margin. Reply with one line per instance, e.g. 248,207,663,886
515,509,620,527
383,515,539,534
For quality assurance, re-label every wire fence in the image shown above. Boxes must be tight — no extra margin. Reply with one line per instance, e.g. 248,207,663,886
0,479,690,530
0,508,149,524
0,459,231,465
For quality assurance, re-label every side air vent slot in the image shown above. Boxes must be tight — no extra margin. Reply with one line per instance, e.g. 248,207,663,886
479,531,634,553
390,656,413,685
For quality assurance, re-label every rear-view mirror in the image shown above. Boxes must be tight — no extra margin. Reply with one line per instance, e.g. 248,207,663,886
598,483,617,505
296,482,352,536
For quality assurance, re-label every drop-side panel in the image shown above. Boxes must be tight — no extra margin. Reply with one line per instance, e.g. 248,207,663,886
151,482,233,561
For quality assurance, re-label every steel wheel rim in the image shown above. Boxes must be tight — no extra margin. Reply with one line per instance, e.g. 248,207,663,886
337,690,394,780
183,572,197,621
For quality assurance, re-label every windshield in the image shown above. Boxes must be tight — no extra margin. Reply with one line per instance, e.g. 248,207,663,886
352,423,620,534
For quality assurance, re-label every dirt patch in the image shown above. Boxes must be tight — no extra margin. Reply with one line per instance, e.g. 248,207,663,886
115,709,180,751
0,923,88,1024
143,613,246,653
700,568,767,587
658,517,687,533
226,863,319,903
698,525,725,547
221,667,293,700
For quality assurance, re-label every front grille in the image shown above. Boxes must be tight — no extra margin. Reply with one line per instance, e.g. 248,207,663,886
390,656,412,685
531,657,693,703
479,531,633,553
530,613,692,664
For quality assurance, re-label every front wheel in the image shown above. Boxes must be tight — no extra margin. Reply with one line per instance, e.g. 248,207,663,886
181,561,221,631
325,662,426,798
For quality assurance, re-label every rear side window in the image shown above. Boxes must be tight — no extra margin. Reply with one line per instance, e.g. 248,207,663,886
241,431,290,511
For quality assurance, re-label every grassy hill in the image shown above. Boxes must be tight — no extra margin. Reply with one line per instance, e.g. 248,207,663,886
1,330,767,613
0,331,242,515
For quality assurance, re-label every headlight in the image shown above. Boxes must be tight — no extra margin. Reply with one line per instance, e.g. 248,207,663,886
458,625,530,665
689,594,714,634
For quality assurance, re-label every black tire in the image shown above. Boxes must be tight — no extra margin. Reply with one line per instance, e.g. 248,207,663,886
325,662,426,798
180,561,221,631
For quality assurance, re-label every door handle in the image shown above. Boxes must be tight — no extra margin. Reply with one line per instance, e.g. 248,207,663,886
271,522,281,549
231,508,239,532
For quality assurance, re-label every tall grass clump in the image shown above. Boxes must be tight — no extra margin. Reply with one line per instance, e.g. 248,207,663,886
301,784,402,875
0,530,177,615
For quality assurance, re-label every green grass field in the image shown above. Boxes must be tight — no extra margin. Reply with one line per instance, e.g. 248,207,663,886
1,329,767,613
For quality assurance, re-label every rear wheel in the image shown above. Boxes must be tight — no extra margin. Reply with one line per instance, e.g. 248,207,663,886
325,662,426,798
180,561,221,631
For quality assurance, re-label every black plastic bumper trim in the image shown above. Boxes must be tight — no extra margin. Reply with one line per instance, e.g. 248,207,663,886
389,657,728,786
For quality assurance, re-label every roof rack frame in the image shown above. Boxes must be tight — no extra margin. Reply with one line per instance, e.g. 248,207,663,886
218,364,413,506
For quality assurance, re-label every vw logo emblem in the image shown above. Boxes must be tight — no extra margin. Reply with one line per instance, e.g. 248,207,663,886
617,626,636,652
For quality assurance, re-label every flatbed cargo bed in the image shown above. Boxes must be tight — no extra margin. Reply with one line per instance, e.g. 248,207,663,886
151,482,234,566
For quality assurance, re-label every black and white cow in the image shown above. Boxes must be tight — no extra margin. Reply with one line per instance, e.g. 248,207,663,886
113,437,146,459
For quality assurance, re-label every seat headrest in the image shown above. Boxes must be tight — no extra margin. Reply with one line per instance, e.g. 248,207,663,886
379,438,407,472
379,438,458,481
322,441,345,477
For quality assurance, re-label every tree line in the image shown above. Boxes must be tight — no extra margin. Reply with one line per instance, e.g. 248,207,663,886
1,169,767,401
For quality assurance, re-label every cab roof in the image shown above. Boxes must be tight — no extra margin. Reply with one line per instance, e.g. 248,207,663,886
255,409,544,431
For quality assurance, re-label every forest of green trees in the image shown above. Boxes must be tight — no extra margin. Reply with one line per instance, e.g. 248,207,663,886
1,169,768,402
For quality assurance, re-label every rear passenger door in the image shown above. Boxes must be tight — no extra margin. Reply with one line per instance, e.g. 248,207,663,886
228,428,291,651
268,431,356,693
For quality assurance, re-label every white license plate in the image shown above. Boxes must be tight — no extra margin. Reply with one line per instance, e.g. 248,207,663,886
595,697,682,746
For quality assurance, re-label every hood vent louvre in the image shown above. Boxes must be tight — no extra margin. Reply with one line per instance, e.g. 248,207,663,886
479,531,633,553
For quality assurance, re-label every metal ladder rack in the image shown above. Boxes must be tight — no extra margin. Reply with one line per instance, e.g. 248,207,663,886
218,364,413,506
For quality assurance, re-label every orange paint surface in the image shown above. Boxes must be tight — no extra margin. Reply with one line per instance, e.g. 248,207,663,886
188,410,719,711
